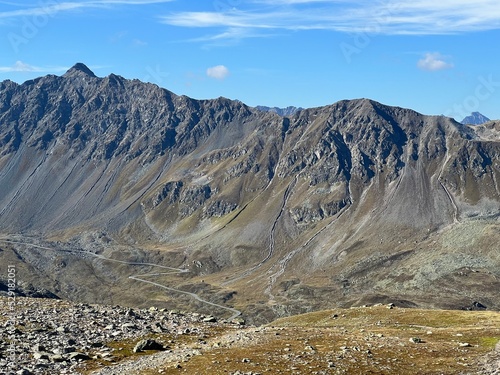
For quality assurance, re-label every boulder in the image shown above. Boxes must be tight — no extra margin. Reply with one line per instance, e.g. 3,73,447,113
133,339,164,353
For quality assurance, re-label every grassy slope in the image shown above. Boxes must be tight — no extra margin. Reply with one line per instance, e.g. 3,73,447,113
130,306,499,374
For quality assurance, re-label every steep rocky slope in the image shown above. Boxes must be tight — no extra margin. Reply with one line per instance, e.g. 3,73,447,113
0,64,499,322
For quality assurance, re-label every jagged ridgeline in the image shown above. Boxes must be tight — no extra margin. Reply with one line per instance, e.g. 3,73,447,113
0,63,499,321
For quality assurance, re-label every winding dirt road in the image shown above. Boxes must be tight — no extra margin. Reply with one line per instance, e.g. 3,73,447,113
0,237,241,321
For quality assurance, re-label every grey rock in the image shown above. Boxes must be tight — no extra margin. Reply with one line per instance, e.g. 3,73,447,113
32,344,46,352
149,322,165,333
66,352,90,361
121,322,137,330
133,339,164,353
49,353,65,362
232,317,246,326
33,351,50,360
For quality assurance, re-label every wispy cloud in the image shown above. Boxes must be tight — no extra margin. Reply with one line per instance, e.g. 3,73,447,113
132,38,148,46
161,0,500,42
162,11,280,29
251,0,352,4
0,2,85,19
0,0,175,20
206,65,230,80
109,31,128,43
94,0,174,3
417,52,454,71
187,27,279,48
0,61,68,73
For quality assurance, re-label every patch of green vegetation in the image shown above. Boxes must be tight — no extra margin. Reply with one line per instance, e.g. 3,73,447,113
480,336,500,349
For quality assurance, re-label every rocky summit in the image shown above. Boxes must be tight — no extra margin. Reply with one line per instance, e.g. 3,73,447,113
461,112,491,126
0,63,499,325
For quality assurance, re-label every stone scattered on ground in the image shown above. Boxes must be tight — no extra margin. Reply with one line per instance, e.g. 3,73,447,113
2,297,500,375
0,296,230,375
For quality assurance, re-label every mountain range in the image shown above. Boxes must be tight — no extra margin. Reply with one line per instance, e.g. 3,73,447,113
0,63,499,323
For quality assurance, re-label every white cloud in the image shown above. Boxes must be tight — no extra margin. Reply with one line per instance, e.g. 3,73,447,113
162,11,272,29
0,3,84,19
95,0,174,3
161,0,500,39
0,61,68,73
417,53,454,71
188,27,276,47
0,0,175,20
3,0,500,36
0,61,41,73
252,0,347,3
206,65,230,80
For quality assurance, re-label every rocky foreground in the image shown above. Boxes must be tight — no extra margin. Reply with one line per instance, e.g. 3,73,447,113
0,296,241,375
1,296,500,375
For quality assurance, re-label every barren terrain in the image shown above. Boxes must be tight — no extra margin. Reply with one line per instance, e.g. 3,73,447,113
2,296,499,374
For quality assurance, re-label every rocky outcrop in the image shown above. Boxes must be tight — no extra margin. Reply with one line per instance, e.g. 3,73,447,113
290,199,348,224
133,339,165,353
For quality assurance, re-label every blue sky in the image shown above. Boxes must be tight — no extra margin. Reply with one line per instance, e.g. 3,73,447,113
1,0,499,120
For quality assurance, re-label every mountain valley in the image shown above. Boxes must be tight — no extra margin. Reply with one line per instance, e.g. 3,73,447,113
0,63,499,325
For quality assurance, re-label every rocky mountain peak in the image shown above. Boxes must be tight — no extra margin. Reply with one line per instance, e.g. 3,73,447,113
461,111,490,125
63,62,96,78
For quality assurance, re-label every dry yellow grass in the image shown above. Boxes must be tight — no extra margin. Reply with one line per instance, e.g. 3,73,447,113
125,305,500,374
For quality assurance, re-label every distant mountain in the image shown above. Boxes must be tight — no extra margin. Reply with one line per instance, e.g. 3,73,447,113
255,105,303,116
461,112,490,125
1,63,499,323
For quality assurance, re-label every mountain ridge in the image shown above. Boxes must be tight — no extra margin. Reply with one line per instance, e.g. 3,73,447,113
0,63,499,323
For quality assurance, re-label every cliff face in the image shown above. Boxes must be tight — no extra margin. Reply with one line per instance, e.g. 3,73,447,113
1,64,499,321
